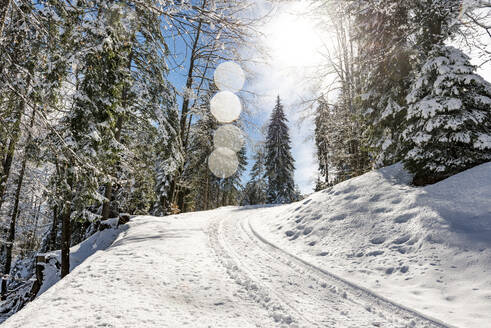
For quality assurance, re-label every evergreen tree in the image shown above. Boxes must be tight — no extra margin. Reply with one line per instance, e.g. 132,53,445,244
243,145,267,205
0,1,40,213
412,0,461,53
349,0,412,167
153,94,183,215
220,146,247,207
264,96,296,204
316,1,371,182
184,95,247,211
314,98,330,189
402,45,491,185
184,102,218,212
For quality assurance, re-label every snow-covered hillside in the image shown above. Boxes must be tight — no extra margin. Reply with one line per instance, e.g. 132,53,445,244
37,218,125,296
2,163,489,328
0,219,125,324
253,162,491,328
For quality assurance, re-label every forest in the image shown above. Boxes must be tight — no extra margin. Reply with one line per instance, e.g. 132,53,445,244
0,0,490,322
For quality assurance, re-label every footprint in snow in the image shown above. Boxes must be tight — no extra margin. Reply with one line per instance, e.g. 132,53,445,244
303,227,313,235
394,214,414,223
370,236,386,244
392,235,411,245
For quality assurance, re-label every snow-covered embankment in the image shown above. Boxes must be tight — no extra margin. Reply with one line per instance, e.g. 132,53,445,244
252,162,491,327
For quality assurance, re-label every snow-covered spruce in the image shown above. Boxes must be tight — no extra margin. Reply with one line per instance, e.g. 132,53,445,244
264,96,298,204
242,145,267,205
402,44,491,185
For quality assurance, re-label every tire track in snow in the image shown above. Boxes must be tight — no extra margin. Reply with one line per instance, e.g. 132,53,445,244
212,213,424,328
246,216,455,328
208,216,310,327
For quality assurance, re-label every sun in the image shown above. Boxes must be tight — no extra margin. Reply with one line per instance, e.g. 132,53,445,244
264,1,324,69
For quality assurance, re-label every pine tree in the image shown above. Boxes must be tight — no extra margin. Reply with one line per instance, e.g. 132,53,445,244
264,96,296,204
314,98,330,189
349,0,412,167
243,145,267,205
220,146,247,207
402,45,491,185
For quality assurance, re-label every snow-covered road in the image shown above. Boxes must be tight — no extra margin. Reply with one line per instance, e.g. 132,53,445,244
210,207,450,328
3,208,452,328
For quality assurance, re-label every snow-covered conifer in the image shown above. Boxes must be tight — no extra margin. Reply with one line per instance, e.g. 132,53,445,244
264,96,297,204
314,99,330,189
402,45,491,185
243,145,267,205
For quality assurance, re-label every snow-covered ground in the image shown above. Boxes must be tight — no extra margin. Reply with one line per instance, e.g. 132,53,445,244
3,163,489,327
3,213,277,328
253,162,491,328
37,218,124,296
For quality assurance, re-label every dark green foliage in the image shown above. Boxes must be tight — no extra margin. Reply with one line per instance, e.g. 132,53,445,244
402,45,491,185
264,96,297,204
243,146,267,205
314,99,330,189
349,0,412,167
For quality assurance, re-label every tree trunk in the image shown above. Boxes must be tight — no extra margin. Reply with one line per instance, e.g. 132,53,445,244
172,1,207,210
0,150,27,299
0,102,24,212
0,107,34,299
30,201,40,249
101,117,122,219
101,181,112,220
49,159,61,251
204,174,209,210
61,167,73,278
60,203,71,278
49,205,58,250
179,18,203,145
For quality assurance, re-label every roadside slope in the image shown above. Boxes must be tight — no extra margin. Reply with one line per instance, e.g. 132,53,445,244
252,162,491,328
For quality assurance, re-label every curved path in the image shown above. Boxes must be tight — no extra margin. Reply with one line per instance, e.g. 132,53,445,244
210,208,450,328
3,209,453,327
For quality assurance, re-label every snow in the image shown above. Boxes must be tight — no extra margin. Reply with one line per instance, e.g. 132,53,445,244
253,162,491,328
475,134,491,150
3,214,275,328
3,163,490,327
37,218,123,296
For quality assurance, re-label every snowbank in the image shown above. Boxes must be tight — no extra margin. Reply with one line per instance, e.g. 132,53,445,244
37,218,125,296
252,162,491,328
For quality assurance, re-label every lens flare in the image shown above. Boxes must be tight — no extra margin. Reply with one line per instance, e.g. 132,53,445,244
213,124,245,152
208,147,239,178
214,61,245,93
210,91,242,123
